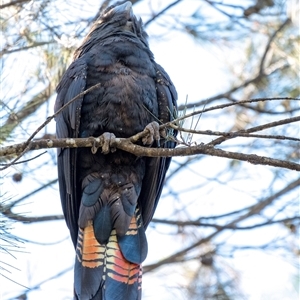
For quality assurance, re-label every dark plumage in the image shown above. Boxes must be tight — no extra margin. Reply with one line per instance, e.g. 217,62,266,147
55,2,177,299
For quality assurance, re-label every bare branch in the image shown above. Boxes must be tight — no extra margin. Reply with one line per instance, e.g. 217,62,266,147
7,179,58,208
144,0,183,27
1,210,64,223
2,83,53,142
177,65,291,111
0,41,55,57
1,136,299,171
6,265,73,300
167,98,299,132
144,178,300,273
259,18,291,74
152,216,300,230
0,82,103,170
170,125,300,142
2,92,296,170
0,0,30,9
207,115,300,146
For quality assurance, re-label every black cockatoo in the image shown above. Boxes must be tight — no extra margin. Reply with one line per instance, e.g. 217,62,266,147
55,1,177,299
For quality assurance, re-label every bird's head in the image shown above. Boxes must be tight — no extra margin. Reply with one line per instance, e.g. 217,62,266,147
73,1,150,59
102,1,135,30
88,1,148,46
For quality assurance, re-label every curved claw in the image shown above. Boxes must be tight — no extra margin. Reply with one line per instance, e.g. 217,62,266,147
142,121,160,146
100,132,116,154
91,132,116,154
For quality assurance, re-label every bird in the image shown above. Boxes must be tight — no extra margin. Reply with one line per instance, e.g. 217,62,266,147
54,1,177,299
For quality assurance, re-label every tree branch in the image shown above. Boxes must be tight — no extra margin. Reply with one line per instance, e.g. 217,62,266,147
172,98,300,131
6,179,58,208
0,82,103,170
2,83,53,142
152,216,300,230
144,178,300,273
144,0,183,27
0,41,55,57
177,65,291,111
1,136,299,171
0,0,30,9
1,93,298,171
170,125,300,142
259,18,290,74
6,265,73,300
207,115,300,147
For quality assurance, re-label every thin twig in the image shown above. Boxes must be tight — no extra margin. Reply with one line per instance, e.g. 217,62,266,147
207,115,300,146
0,82,102,171
259,19,290,74
162,98,300,130
152,216,300,230
169,125,300,142
144,0,183,27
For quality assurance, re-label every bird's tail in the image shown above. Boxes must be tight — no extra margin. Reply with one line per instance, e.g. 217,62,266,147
74,207,147,300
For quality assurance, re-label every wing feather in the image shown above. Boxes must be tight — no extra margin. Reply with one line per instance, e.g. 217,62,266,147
55,58,87,246
138,63,177,228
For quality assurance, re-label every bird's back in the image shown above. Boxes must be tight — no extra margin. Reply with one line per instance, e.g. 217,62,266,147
55,2,177,299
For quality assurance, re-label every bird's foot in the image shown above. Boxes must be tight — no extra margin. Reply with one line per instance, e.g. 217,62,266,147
142,121,162,146
91,132,116,154
100,132,117,154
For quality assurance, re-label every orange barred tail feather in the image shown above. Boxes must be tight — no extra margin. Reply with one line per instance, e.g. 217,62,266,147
74,208,147,300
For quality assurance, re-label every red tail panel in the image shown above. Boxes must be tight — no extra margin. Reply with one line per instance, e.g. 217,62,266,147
75,217,143,299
